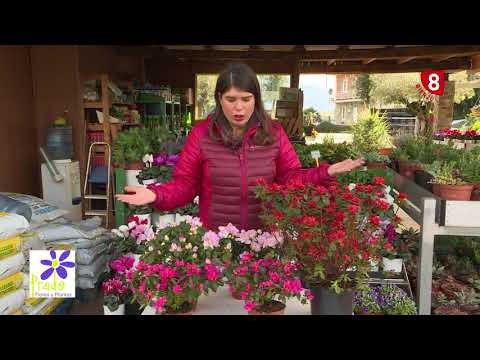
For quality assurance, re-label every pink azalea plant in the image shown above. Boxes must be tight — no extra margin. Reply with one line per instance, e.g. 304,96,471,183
127,260,222,314
229,251,313,314
111,216,155,255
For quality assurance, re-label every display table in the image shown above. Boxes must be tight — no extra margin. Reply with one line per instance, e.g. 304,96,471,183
141,285,311,315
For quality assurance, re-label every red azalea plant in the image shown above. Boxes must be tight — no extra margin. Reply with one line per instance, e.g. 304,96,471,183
229,251,313,314
255,177,406,294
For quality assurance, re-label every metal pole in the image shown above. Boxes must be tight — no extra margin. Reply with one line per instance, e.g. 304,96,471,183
417,198,437,315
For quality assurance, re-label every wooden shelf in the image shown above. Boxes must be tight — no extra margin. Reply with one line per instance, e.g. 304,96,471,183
84,101,104,109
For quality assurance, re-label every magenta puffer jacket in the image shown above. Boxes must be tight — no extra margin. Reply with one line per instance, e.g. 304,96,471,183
147,116,336,231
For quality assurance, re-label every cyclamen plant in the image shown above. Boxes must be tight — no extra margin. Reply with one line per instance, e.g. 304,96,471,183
111,216,154,255
255,176,407,294
102,276,129,312
229,251,313,313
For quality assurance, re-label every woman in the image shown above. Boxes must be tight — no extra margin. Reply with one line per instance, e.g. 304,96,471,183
116,63,364,231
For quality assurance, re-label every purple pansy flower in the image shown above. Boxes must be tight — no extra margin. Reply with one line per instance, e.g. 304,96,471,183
40,250,75,280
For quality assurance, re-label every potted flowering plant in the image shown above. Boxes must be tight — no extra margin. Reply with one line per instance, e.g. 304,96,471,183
102,276,129,315
380,222,404,273
256,176,405,315
111,216,154,259
363,151,391,170
141,216,230,296
229,251,312,315
128,261,203,315
354,284,417,315
108,256,142,315
225,228,284,299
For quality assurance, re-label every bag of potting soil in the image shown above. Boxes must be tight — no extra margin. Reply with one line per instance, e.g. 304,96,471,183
0,272,24,298
0,212,29,241
0,253,25,281
28,298,55,315
77,253,109,278
0,194,32,222
0,236,23,261
22,297,49,314
0,193,68,227
45,234,113,249
0,288,25,315
34,222,106,242
77,243,108,265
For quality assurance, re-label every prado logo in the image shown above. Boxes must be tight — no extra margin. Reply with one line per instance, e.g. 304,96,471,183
30,250,76,298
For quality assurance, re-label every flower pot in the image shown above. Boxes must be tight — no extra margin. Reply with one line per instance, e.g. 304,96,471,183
370,259,379,272
309,285,354,315
104,304,125,315
125,169,142,186
175,213,187,224
142,178,157,186
367,162,387,170
434,184,474,201
399,162,423,180
414,170,433,193
382,257,403,273
155,213,176,228
471,184,480,201
125,160,144,171
378,148,393,156
125,302,143,315
248,300,286,315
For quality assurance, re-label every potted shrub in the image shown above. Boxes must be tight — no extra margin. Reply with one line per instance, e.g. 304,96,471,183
363,151,391,169
102,276,129,315
353,286,384,315
459,150,480,200
256,177,405,315
426,161,474,200
352,109,392,155
228,252,312,315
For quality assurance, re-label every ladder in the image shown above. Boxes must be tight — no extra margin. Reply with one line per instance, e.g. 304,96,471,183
83,142,112,228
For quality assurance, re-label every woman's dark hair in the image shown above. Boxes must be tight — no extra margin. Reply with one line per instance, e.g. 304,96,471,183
208,63,274,148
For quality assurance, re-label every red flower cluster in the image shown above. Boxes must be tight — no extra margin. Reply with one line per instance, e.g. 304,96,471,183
256,179,403,292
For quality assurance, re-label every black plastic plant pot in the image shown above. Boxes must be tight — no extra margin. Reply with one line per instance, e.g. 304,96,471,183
125,301,143,315
414,170,433,192
309,285,354,315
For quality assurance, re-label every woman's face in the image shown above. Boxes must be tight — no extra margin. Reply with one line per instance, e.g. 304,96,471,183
219,87,255,130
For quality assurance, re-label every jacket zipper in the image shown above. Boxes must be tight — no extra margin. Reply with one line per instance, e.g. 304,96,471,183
239,145,248,230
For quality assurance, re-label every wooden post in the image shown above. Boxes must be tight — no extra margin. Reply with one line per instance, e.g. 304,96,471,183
290,61,300,89
101,74,111,145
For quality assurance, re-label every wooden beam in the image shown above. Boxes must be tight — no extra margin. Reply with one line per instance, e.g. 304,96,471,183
327,59,336,66
433,54,457,63
397,57,416,64
472,55,480,70
114,45,480,63
362,58,376,65
299,58,472,74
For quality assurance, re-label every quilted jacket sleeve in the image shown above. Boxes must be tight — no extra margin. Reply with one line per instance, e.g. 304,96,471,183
147,125,203,211
274,124,337,187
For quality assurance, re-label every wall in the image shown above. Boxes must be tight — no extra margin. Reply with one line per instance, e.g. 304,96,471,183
0,46,38,195
30,46,84,196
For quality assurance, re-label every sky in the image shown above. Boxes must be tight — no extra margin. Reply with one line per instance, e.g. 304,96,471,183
299,74,336,113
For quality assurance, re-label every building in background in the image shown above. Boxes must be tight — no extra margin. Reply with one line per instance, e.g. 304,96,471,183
333,74,365,125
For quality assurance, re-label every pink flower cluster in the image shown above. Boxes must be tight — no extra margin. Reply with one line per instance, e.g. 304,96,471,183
102,277,129,296
235,229,284,253
110,256,135,274
218,223,240,239
230,252,312,312
202,230,220,249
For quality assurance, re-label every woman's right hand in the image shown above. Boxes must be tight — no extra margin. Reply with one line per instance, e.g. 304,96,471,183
114,186,157,206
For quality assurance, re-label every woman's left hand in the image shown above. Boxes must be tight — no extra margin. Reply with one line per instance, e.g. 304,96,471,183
327,158,366,177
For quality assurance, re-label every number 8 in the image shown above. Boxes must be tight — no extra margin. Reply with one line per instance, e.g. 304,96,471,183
428,74,440,91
